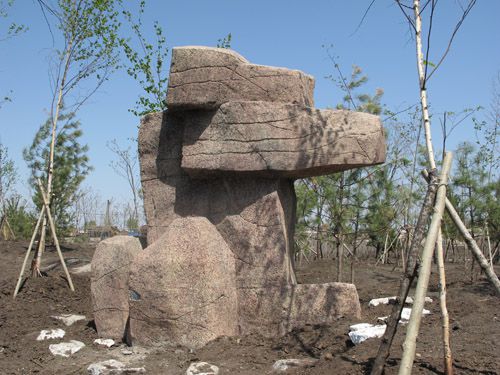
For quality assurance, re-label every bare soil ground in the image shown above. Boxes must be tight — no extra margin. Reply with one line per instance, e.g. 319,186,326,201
0,239,498,374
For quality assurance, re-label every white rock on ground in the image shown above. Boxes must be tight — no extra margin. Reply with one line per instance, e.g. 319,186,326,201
368,296,412,307
272,358,318,372
37,328,65,341
94,338,115,348
348,323,386,345
72,263,91,274
49,340,85,357
51,314,86,326
87,359,146,374
368,296,433,307
186,361,219,375
378,307,431,324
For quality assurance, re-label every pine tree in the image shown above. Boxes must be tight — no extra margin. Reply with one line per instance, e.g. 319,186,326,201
23,110,92,234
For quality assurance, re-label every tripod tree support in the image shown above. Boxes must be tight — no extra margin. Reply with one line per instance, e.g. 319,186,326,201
423,170,500,296
12,180,74,298
398,152,453,374
370,169,439,375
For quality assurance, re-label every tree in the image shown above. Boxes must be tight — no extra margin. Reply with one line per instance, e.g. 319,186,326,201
216,33,232,49
24,110,91,234
121,0,169,116
0,0,27,108
107,139,141,227
3,195,36,239
0,142,17,239
26,0,122,276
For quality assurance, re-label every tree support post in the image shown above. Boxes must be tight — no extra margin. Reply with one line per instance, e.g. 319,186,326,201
398,152,453,374
423,170,500,296
12,180,75,297
370,169,439,375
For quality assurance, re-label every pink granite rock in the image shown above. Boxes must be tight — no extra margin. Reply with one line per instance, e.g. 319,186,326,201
167,46,314,110
91,236,142,340
182,101,385,178
128,46,384,347
128,217,238,348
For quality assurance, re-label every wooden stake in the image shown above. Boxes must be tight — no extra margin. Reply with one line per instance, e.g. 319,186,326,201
37,179,74,292
398,152,453,375
13,208,45,298
436,230,453,374
423,170,500,296
370,169,439,375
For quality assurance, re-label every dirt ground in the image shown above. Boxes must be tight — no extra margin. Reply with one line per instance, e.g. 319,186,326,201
0,239,498,375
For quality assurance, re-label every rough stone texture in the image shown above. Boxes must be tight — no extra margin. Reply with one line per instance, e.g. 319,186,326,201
91,236,142,340
182,101,385,178
123,46,385,348
167,46,315,110
129,217,238,348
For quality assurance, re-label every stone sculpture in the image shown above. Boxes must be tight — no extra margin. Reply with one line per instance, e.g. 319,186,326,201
91,46,386,349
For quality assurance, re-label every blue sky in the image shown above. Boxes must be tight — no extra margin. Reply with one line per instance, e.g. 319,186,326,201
1,0,499,204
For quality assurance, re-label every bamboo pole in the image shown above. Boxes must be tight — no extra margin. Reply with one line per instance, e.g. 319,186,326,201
423,170,500,296
13,208,45,298
398,152,453,375
436,230,453,374
37,180,74,292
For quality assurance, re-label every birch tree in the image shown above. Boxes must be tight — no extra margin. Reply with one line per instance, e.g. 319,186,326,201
29,0,122,276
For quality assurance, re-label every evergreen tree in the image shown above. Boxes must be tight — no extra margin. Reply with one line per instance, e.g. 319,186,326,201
23,110,92,234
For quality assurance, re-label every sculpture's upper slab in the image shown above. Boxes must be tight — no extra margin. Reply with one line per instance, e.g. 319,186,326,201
167,46,315,109
165,46,385,178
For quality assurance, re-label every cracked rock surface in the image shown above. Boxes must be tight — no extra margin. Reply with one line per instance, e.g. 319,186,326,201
129,217,238,348
91,236,142,340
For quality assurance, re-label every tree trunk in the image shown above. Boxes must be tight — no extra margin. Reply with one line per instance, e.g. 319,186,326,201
31,33,73,277
398,152,453,375
370,169,439,375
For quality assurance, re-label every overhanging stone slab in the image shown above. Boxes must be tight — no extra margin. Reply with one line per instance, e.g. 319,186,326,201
182,101,386,178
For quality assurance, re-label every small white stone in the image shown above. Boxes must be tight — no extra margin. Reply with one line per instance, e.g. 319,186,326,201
37,328,65,341
368,296,414,307
121,348,134,355
72,263,91,274
348,324,386,344
377,307,431,324
94,338,115,348
186,361,219,375
272,358,318,372
400,307,431,322
49,340,85,357
87,359,146,374
87,359,125,374
51,314,86,326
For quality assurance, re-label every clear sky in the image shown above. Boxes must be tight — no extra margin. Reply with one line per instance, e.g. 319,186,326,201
1,0,499,205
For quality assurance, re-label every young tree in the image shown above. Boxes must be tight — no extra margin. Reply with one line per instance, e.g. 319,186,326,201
216,33,232,49
121,0,169,116
3,195,36,239
0,142,17,239
27,0,122,276
24,110,92,234
107,139,141,227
